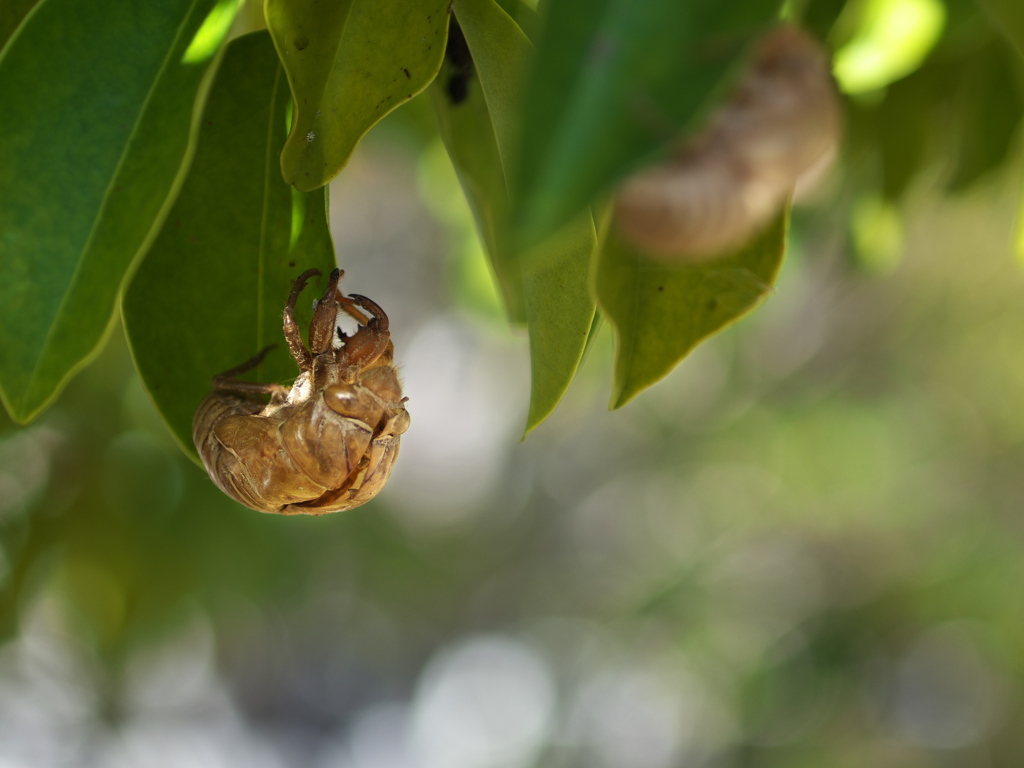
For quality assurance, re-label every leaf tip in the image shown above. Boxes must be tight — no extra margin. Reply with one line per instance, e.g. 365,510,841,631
0,399,34,426
608,385,636,411
522,400,552,440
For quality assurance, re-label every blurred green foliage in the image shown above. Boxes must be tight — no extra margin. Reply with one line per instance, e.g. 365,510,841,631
2,0,1024,763
4,156,1024,762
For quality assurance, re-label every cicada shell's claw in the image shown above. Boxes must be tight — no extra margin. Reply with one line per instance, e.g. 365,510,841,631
332,293,390,371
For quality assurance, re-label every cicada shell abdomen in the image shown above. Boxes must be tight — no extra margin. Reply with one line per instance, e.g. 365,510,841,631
193,393,274,506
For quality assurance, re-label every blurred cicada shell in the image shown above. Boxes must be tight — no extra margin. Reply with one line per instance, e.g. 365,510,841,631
615,24,841,260
193,269,410,515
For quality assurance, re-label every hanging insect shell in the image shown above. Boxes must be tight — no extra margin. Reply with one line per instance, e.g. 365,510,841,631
193,269,410,515
615,24,842,260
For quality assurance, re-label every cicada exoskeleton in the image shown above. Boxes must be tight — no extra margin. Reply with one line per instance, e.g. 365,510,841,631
193,268,410,515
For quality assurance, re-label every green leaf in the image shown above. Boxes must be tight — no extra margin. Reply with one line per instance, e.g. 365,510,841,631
452,0,530,167
596,211,788,409
841,63,937,203
0,0,38,51
494,0,542,43
513,0,782,246
266,0,451,191
980,0,1024,57
431,1,533,321
432,72,527,321
0,0,238,423
122,32,337,461
876,70,934,201
948,40,1023,191
521,214,597,433
432,0,596,433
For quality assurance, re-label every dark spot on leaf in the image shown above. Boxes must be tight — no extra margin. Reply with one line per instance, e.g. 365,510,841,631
657,286,664,292
448,77,468,103
707,298,718,312
445,18,474,106
288,261,296,268
294,36,309,51
403,68,411,78
206,120,213,126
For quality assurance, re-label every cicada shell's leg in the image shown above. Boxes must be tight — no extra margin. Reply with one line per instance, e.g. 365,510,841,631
308,268,344,355
337,293,391,369
213,344,289,400
336,296,372,326
284,269,321,372
343,294,389,332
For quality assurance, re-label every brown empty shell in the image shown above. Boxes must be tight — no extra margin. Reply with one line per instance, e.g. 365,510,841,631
193,269,409,515
615,24,841,260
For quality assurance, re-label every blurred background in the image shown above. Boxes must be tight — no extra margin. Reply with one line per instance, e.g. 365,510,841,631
4,0,1024,765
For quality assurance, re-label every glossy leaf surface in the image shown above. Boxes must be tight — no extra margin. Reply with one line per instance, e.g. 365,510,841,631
122,32,336,460
513,0,781,246
0,0,235,423
596,212,787,409
266,0,450,190
433,0,596,433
